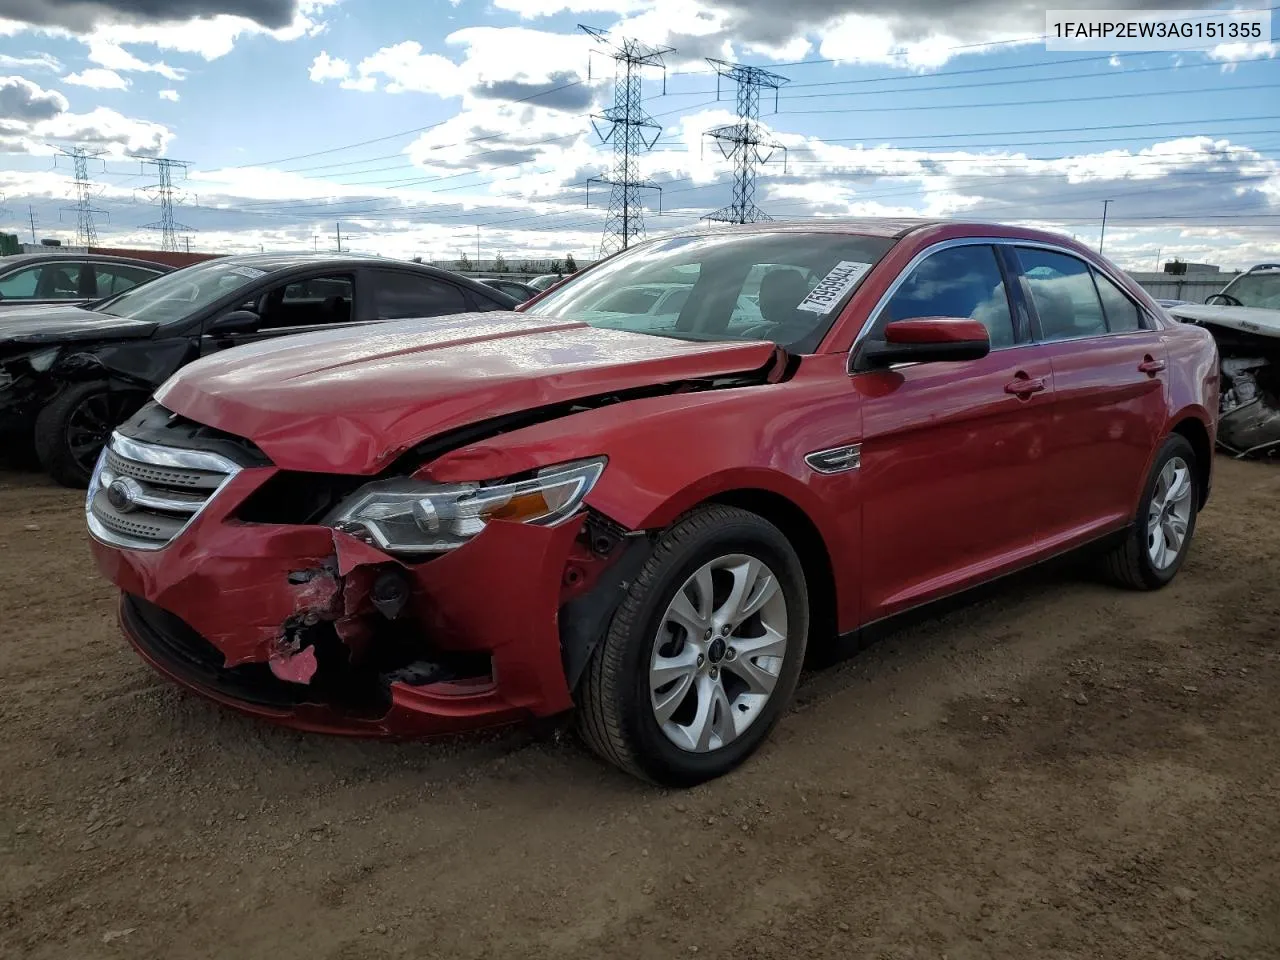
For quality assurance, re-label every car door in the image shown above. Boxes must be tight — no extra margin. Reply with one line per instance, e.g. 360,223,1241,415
1011,246,1169,543
854,241,1057,620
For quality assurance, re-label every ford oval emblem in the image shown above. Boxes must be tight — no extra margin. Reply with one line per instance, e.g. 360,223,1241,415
106,477,143,513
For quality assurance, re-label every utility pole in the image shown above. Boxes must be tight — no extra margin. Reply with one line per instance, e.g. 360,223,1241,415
475,225,480,268
702,59,789,224
336,222,342,253
134,156,194,252
184,235,191,254
1099,199,1112,255
581,24,673,257
28,205,37,244
313,235,319,252
1154,247,1162,271
55,145,108,248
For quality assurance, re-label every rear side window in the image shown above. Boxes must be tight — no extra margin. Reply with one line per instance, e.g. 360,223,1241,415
1016,248,1108,342
372,271,467,319
881,244,1016,348
1092,269,1145,332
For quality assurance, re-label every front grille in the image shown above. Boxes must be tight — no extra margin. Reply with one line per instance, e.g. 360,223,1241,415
86,432,241,551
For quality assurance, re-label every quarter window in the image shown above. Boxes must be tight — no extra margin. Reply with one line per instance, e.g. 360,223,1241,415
881,245,1016,348
1016,248,1108,342
1092,269,1144,332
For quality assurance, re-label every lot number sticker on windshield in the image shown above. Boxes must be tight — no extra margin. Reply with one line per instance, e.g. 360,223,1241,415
228,266,268,279
796,261,873,314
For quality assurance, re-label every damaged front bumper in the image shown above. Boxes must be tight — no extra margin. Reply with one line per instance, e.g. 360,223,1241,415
88,459,588,738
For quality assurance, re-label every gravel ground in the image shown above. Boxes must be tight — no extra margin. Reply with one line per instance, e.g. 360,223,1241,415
1,457,1278,960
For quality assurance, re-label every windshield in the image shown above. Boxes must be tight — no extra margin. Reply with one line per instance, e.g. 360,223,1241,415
1219,270,1280,309
96,259,273,324
524,231,896,352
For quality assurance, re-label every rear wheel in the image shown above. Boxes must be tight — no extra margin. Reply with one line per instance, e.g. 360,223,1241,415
578,505,809,785
1101,433,1199,590
34,382,147,488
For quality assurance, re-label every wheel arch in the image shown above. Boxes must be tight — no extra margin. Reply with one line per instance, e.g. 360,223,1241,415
1169,413,1213,508
700,487,840,663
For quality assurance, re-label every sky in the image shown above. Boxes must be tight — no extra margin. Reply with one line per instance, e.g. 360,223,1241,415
0,0,1275,270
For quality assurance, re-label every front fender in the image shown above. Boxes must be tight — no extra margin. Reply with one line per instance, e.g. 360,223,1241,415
422,364,864,631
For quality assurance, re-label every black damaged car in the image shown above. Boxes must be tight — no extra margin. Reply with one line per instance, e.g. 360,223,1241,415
0,253,518,487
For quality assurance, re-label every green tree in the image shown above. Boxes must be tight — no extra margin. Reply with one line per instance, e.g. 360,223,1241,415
458,252,472,271
493,252,507,273
550,259,563,275
565,252,577,273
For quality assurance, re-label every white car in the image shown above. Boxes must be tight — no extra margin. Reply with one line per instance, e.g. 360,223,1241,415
1168,264,1280,457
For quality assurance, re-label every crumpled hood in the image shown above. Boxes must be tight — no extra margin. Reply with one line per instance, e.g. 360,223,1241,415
1167,303,1280,338
0,303,157,347
156,311,779,474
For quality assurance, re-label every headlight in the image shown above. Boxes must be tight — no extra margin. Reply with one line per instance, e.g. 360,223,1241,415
322,457,606,554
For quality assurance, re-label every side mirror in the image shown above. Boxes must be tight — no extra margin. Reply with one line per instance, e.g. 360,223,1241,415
856,317,991,369
208,309,260,335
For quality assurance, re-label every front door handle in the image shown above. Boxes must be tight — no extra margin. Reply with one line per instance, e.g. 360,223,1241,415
1138,356,1166,375
1005,375,1046,398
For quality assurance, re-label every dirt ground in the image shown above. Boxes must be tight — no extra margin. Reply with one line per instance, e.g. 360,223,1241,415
1,459,1278,960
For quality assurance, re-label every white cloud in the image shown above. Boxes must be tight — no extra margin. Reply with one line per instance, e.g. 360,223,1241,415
0,52,61,71
491,0,647,16
64,67,130,90
308,50,350,82
159,88,180,101
1208,41,1278,71
37,106,172,155
349,41,465,96
86,39,184,80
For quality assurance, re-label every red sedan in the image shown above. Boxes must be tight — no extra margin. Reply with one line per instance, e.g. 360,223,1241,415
86,219,1219,785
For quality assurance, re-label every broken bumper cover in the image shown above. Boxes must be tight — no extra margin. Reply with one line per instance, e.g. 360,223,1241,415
89,468,581,738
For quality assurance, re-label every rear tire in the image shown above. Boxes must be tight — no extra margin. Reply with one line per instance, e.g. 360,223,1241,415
1101,433,1199,590
34,382,147,488
578,505,809,786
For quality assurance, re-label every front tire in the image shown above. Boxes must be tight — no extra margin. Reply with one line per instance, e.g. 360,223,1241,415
578,505,809,786
1101,433,1199,590
34,382,147,488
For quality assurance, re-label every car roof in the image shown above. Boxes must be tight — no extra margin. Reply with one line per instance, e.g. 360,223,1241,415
196,253,507,294
0,252,175,270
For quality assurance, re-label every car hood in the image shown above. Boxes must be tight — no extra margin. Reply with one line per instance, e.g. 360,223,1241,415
0,303,158,346
156,311,780,474
1167,304,1280,337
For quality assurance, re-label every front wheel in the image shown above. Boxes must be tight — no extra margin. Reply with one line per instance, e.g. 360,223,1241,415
578,505,809,785
34,382,147,488
1101,433,1199,590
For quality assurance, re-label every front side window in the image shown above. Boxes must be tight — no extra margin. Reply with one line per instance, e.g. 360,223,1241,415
372,271,467,319
1219,270,1280,309
0,265,43,299
257,274,354,329
524,232,896,351
1016,248,1108,342
879,244,1016,348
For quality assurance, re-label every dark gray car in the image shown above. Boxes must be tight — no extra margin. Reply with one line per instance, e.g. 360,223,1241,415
0,252,171,307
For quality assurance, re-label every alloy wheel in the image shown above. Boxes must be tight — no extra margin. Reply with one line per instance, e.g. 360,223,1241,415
1147,456,1193,570
648,553,789,753
65,391,139,474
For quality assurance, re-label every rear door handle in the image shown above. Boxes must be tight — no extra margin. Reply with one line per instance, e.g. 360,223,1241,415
1005,376,1046,398
1138,356,1166,375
